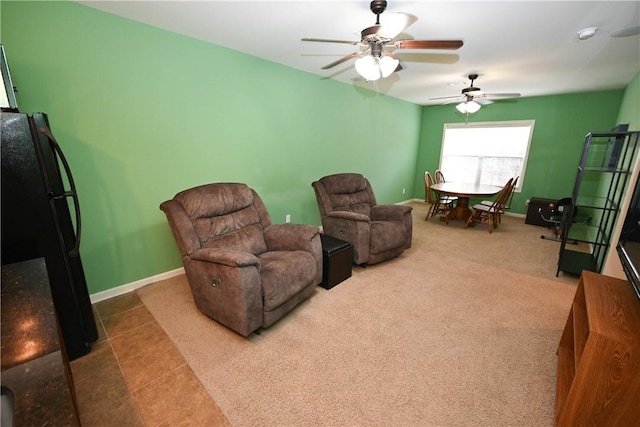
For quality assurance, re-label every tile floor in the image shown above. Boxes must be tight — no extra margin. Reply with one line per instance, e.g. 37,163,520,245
69,291,231,426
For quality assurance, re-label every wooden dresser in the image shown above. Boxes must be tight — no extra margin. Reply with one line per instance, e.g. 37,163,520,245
555,271,640,426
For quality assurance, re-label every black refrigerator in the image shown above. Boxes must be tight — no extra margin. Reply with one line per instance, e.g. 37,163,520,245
1,111,98,360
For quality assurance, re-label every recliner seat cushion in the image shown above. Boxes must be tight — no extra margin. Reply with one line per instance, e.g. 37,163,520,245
369,221,407,255
259,251,316,311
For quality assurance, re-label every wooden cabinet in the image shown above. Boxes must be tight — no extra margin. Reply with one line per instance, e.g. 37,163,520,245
555,271,640,426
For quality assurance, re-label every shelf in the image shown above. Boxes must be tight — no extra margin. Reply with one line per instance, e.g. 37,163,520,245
557,250,596,276
565,224,601,243
574,195,617,210
556,129,638,276
582,166,630,173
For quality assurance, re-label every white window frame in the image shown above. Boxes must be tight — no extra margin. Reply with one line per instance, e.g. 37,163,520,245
439,120,535,192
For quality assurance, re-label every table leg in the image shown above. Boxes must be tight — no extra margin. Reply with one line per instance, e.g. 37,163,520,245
445,197,472,221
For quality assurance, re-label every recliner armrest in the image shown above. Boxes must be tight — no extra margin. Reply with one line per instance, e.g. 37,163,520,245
264,224,320,252
370,204,412,221
190,247,259,267
326,211,371,222
265,224,323,285
159,199,201,256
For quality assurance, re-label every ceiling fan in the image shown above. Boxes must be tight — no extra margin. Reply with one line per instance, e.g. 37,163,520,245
301,0,463,81
430,74,521,113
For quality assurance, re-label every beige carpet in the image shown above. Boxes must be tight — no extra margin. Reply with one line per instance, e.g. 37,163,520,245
138,202,580,426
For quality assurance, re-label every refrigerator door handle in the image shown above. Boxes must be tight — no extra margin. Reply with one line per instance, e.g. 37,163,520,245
37,126,82,257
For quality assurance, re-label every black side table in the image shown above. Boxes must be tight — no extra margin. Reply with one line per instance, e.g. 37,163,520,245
320,234,353,289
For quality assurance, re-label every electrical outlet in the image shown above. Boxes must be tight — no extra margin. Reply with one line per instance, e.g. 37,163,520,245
285,214,291,223
402,188,406,194
526,198,530,205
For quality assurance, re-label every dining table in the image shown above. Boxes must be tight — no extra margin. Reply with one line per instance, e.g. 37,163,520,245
431,182,504,222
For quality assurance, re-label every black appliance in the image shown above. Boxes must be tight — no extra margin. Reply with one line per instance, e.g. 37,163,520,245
1,112,98,360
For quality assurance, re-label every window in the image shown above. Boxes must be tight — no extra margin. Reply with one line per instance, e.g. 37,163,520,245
439,120,535,191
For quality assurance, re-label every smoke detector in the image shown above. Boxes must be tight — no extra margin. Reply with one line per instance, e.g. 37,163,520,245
578,27,598,40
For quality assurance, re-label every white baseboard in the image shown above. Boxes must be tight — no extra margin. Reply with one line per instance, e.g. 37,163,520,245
90,267,185,303
397,198,424,205
89,201,524,304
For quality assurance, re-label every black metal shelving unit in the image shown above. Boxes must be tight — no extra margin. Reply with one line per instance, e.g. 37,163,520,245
557,129,640,276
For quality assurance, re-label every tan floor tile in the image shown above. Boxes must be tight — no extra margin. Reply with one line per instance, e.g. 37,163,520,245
95,292,143,319
133,364,214,426
118,340,186,391
102,304,156,338
80,396,144,427
76,296,230,427
95,316,109,343
74,364,129,417
70,340,119,382
159,393,231,427
110,322,171,361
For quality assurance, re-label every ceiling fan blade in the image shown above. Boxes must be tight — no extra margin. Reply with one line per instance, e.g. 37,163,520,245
428,95,464,101
611,25,640,37
475,98,494,105
377,12,418,40
480,93,521,99
301,37,360,45
394,40,463,50
321,50,365,70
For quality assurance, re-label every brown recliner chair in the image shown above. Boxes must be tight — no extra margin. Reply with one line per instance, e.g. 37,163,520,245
160,183,322,337
312,173,413,265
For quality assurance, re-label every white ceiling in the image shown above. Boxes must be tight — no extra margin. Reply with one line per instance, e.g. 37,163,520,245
76,0,640,106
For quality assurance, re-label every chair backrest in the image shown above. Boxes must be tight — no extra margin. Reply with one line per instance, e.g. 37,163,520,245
312,173,377,218
492,178,515,210
424,171,436,204
172,183,271,255
435,170,445,183
504,176,519,209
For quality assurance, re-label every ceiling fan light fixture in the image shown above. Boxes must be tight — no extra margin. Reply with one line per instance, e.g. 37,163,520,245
355,55,381,81
379,55,399,78
355,54,399,81
456,100,481,114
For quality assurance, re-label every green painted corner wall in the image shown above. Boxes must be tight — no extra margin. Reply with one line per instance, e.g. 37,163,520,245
603,71,640,278
1,1,421,294
617,71,640,131
2,1,637,295
415,90,625,213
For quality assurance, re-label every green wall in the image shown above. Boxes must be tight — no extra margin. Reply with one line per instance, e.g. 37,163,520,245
604,71,640,277
2,1,636,295
1,1,421,294
416,91,624,213
616,72,640,131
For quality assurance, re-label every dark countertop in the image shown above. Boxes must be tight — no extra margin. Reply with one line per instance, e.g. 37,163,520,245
1,258,60,369
1,258,80,426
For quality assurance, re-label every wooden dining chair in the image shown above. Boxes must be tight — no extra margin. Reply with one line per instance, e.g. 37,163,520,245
480,176,519,225
424,171,456,223
435,169,446,183
464,178,514,233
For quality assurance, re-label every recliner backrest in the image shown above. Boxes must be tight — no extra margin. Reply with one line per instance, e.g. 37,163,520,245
173,183,270,255
317,173,376,217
